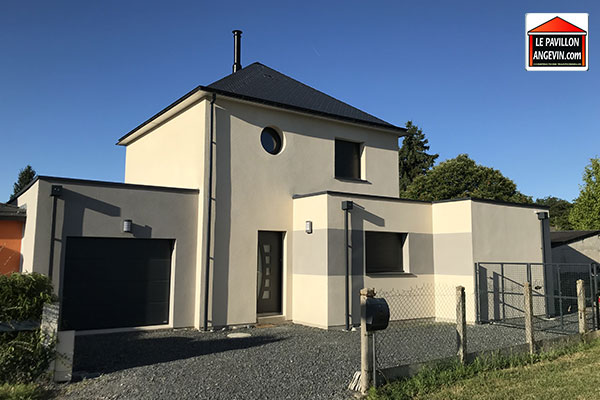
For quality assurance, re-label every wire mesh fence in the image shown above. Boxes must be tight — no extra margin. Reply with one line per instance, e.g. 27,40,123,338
476,262,599,335
374,284,458,370
371,265,599,376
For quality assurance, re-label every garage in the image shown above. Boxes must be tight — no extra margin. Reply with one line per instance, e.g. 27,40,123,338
61,237,173,331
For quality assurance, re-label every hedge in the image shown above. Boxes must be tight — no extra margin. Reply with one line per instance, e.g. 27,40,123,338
0,273,56,384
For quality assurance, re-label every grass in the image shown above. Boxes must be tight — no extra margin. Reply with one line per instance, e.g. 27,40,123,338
369,339,600,400
0,384,52,400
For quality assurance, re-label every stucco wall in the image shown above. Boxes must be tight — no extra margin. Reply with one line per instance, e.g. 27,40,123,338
292,195,329,328
207,98,401,326
124,99,208,189
17,178,199,329
15,181,40,273
431,201,474,321
325,193,434,327
552,235,600,264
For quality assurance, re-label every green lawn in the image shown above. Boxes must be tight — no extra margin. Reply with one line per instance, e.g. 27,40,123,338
370,339,600,400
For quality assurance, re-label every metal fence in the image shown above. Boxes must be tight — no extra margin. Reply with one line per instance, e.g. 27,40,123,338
475,262,599,334
369,267,599,385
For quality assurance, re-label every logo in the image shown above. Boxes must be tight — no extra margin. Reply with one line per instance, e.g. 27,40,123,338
526,13,588,71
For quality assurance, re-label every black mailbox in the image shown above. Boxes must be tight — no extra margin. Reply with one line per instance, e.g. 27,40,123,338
365,297,390,332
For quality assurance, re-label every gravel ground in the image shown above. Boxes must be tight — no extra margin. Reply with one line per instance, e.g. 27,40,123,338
56,324,361,400
55,318,581,400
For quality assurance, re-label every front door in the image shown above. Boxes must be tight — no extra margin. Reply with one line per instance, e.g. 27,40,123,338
257,231,283,314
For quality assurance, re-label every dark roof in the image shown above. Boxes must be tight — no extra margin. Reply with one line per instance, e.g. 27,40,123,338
0,203,26,220
550,230,600,248
8,175,199,204
292,191,549,210
118,62,405,143
207,63,400,130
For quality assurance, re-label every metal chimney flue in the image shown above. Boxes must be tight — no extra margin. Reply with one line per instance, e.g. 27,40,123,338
232,30,242,73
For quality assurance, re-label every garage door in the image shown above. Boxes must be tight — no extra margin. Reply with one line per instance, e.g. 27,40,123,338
61,237,173,331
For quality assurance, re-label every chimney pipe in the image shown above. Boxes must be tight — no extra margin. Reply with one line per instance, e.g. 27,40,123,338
232,30,242,73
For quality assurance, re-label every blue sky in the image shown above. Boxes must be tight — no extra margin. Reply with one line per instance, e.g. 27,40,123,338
1,0,598,202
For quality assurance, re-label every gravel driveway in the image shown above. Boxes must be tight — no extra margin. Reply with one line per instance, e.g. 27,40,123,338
56,324,361,400
55,319,578,400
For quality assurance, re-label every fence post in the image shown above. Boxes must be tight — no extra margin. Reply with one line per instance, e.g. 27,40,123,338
524,282,535,354
456,286,467,363
360,288,375,394
577,279,587,335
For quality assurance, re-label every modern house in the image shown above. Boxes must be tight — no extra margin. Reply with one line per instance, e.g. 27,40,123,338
11,32,551,333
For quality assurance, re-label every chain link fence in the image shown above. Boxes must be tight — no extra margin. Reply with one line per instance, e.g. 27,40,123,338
370,264,599,381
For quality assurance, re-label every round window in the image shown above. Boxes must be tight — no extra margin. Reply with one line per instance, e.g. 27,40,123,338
260,127,283,155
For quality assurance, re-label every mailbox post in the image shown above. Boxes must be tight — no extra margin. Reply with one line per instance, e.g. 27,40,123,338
360,288,390,393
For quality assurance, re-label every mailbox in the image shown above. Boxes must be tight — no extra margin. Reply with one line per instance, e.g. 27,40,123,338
365,297,390,332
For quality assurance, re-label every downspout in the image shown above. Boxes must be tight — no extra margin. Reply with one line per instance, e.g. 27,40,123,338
203,93,216,331
342,201,353,330
537,211,550,317
48,185,63,279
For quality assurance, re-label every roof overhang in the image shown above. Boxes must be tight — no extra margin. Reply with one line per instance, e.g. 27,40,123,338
117,87,406,146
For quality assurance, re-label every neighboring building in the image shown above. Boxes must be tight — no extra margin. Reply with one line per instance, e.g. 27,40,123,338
11,34,551,332
0,203,26,275
551,230,600,265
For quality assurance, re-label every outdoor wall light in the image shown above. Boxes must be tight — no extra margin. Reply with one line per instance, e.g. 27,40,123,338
305,221,313,234
123,219,133,233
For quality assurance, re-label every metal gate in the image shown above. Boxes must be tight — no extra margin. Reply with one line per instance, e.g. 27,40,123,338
475,262,599,333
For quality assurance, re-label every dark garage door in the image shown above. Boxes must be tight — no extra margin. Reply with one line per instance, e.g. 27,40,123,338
61,237,173,331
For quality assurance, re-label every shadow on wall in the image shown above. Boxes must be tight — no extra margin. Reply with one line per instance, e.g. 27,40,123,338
211,107,232,327
552,245,599,265
349,203,385,325
72,332,284,375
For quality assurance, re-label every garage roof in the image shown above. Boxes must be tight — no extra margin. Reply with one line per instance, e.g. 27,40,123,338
0,203,26,220
550,230,600,248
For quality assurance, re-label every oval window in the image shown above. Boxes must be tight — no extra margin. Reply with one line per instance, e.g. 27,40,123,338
260,127,282,155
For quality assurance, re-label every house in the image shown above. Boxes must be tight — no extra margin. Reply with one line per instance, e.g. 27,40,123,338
11,32,551,332
551,230,600,266
0,203,26,275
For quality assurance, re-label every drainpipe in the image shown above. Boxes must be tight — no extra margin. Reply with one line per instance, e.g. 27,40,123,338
342,201,353,330
203,93,216,331
48,185,62,279
537,211,550,317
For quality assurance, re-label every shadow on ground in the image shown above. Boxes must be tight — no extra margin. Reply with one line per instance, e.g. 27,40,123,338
73,331,284,375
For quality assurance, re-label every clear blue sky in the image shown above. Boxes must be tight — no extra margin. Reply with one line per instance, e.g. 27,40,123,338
1,0,598,202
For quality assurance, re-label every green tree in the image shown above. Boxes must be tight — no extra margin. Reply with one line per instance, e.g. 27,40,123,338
535,196,573,231
398,121,438,192
569,158,600,230
11,165,36,199
402,154,532,203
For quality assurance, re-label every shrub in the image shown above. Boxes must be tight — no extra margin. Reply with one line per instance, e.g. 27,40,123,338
0,273,55,322
0,273,56,384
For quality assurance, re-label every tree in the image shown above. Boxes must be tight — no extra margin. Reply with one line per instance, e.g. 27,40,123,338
402,154,532,203
11,165,36,199
398,121,438,192
569,158,600,230
535,196,573,231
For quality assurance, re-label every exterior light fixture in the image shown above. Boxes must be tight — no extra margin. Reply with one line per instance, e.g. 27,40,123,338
123,219,133,233
305,221,313,234
536,212,548,220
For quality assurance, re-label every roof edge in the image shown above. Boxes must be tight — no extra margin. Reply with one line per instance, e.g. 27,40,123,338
292,191,547,210
117,83,407,145
10,176,199,203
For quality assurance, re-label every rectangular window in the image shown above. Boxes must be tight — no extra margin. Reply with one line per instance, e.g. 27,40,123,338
335,139,361,179
365,231,407,274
